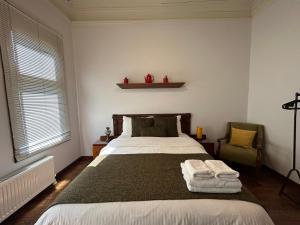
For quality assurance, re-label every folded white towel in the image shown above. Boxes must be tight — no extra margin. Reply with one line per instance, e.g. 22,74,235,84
186,184,242,193
181,163,242,189
205,160,240,181
184,160,214,179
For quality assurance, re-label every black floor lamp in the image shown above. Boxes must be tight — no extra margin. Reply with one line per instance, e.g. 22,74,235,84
280,92,300,194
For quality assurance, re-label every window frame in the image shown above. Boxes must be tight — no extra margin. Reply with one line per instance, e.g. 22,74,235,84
0,1,71,162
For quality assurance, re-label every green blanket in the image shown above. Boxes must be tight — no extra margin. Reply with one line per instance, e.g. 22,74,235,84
52,154,259,207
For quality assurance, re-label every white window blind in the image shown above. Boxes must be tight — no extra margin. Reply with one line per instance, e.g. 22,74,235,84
0,1,71,161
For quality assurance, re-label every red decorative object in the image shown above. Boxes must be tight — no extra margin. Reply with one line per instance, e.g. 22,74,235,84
163,75,169,83
144,74,154,83
123,77,129,84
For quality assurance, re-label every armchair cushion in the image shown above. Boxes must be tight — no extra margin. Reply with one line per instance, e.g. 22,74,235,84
219,144,257,167
229,127,257,149
227,122,264,149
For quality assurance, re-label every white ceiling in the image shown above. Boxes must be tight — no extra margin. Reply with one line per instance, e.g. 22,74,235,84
50,0,271,21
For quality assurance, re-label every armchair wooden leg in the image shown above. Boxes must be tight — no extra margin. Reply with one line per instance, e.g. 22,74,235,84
255,160,263,184
255,150,262,181
256,164,261,179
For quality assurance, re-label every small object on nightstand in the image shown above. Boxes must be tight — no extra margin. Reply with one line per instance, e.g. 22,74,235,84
196,127,203,139
104,127,111,142
123,77,129,84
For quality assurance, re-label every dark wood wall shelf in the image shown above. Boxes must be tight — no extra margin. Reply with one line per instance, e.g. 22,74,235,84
117,82,185,89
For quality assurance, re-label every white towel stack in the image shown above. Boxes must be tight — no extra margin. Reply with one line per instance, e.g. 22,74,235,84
181,160,242,193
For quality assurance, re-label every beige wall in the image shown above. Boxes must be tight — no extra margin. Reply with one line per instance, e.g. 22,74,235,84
248,0,300,183
0,0,81,177
72,19,251,155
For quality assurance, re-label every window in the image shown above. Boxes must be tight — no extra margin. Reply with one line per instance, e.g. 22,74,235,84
0,1,71,161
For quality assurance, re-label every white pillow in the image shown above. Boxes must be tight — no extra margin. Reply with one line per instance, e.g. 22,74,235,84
121,116,132,136
177,115,183,134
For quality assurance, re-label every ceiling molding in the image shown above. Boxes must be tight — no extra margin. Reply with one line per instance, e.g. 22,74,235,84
50,0,72,19
49,0,261,21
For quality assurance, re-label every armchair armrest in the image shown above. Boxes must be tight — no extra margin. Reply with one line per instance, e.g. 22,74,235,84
216,137,228,159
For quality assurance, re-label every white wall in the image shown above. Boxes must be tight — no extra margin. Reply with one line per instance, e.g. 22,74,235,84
72,19,251,155
0,0,81,177
248,0,300,183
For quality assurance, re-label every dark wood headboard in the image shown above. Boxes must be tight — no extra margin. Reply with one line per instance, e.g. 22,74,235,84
112,113,191,136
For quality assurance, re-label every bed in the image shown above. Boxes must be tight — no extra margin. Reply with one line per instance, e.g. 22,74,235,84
35,113,274,225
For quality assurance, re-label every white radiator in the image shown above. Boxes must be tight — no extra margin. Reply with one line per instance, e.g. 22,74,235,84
0,156,56,223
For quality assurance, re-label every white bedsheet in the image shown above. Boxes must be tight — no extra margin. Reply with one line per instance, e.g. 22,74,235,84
35,135,274,225
100,134,207,155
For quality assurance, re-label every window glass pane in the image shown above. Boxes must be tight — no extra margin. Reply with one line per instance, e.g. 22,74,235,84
21,91,62,149
15,43,57,81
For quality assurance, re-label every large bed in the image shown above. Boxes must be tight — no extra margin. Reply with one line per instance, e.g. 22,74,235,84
35,113,274,225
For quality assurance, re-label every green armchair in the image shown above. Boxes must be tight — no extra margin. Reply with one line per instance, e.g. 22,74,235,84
216,122,265,173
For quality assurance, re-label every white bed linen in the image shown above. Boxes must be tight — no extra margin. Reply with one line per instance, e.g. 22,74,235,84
100,134,207,156
35,135,274,225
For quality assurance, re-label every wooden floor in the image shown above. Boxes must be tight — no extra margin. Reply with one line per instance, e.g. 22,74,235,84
2,157,300,225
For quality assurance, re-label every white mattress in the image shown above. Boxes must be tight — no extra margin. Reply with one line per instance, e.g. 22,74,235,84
35,135,274,225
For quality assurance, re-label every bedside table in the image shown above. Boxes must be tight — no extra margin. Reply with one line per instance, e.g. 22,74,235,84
200,142,215,157
92,140,107,159
190,134,215,157
92,136,116,158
